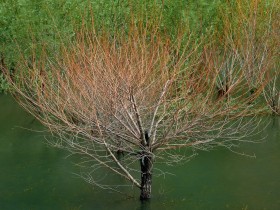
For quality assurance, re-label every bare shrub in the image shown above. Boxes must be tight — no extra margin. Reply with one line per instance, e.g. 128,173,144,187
5,21,264,200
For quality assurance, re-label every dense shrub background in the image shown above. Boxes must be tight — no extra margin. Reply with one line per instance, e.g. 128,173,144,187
0,0,279,95
0,0,224,60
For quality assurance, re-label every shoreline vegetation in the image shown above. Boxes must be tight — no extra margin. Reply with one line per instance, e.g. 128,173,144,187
1,0,279,115
1,0,279,200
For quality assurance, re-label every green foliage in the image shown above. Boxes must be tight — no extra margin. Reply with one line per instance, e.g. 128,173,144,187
0,0,225,55
0,74,9,93
0,0,88,90
0,0,279,107
0,0,222,71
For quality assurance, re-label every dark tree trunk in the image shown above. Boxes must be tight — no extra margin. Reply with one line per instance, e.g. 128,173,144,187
140,153,153,200
139,130,153,201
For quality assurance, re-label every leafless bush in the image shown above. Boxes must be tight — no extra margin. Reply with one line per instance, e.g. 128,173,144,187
264,75,280,115
214,0,280,110
6,22,264,200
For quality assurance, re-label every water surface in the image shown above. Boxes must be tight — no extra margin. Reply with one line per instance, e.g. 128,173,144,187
0,94,280,209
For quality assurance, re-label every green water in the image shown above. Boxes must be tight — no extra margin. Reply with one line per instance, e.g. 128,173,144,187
1,94,280,210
